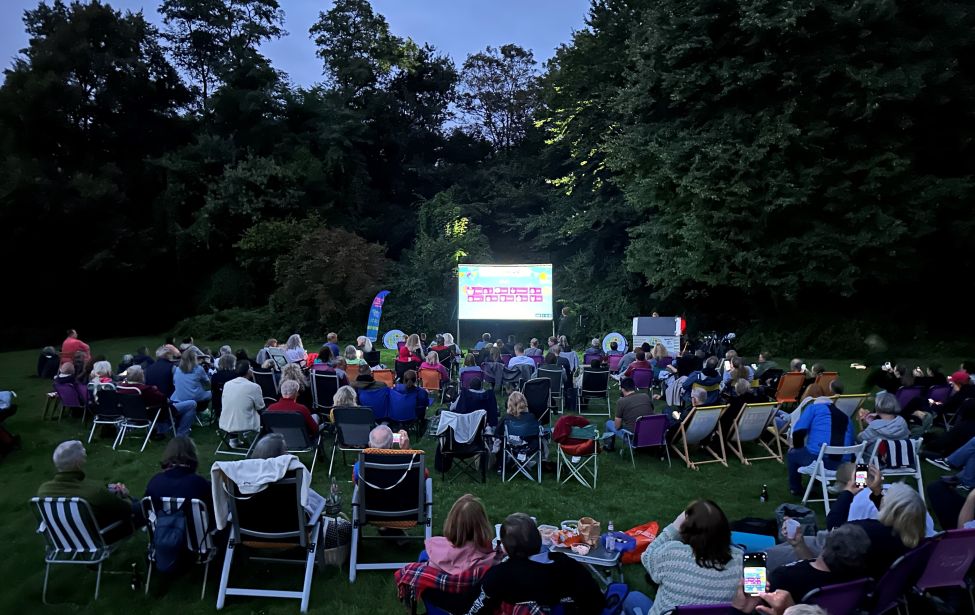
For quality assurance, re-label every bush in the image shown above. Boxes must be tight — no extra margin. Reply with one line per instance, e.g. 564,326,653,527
172,307,282,341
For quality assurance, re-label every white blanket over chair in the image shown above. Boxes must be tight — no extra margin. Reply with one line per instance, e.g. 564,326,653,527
210,454,310,529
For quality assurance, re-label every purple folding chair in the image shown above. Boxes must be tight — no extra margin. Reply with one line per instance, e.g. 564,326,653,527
501,354,512,366
672,605,734,614
583,352,603,366
531,355,543,367
915,528,975,613
631,368,653,390
53,380,88,423
619,414,670,468
869,540,935,615
459,370,481,390
894,386,925,412
802,578,871,615
607,354,623,373
928,385,952,405
657,356,674,369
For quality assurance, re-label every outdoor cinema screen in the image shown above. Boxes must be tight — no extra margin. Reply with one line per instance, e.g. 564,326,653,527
457,264,553,321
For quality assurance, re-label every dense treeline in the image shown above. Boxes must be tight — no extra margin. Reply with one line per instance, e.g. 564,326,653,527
1,0,973,353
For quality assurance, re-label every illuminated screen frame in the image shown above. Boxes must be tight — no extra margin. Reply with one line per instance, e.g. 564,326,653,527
457,264,553,321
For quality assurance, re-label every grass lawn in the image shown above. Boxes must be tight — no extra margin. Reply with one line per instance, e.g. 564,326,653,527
0,336,961,613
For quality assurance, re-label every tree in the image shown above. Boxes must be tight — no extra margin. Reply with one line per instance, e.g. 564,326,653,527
309,0,404,97
386,191,493,332
0,0,189,342
272,226,391,335
607,0,975,308
160,0,284,114
458,44,540,150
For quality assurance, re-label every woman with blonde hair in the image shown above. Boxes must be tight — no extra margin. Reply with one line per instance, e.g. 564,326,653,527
284,334,307,364
420,351,449,383
405,334,424,362
496,392,541,472
280,362,313,408
395,494,496,611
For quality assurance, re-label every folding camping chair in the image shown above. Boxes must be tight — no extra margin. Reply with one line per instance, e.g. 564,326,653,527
801,578,872,615
363,350,382,367
774,372,806,405
216,469,324,612
504,364,534,392
630,368,654,392
435,410,489,483
607,354,623,374
372,369,395,388
261,412,326,476
30,496,130,603
141,497,217,599
833,394,868,419
670,404,729,470
358,387,390,422
814,371,839,392
52,380,86,423
800,442,867,514
349,449,432,582
460,370,481,390
869,541,935,615
555,416,599,489
417,368,445,404
500,417,543,483
329,406,375,477
43,390,61,421
537,367,565,413
87,384,123,446
868,438,924,503
727,402,782,465
522,378,552,425
915,528,975,614
388,387,425,440
115,385,172,452
310,371,339,414
578,369,611,416
251,368,279,405
619,414,671,468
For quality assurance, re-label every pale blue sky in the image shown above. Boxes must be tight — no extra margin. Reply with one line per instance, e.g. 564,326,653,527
1,0,592,85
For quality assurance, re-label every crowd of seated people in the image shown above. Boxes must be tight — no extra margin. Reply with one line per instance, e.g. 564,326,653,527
36,329,975,614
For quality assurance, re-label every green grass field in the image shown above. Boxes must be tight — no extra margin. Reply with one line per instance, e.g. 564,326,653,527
0,337,961,613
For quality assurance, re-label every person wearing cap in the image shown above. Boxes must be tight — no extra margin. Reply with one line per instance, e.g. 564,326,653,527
932,370,975,420
603,377,655,451
37,440,142,542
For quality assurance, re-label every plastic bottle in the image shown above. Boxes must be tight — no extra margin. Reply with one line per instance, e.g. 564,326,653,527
760,484,769,503
605,520,615,551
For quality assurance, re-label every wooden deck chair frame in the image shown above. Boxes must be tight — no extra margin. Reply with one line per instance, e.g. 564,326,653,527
556,432,599,490
814,372,839,392
216,470,325,613
140,497,217,599
800,442,867,514
349,449,432,582
728,402,782,465
868,438,925,503
775,372,806,405
670,404,729,470
30,496,128,604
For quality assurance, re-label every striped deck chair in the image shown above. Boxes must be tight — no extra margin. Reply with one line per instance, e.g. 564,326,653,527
727,402,782,465
349,449,432,582
30,496,129,603
670,404,729,470
141,497,217,599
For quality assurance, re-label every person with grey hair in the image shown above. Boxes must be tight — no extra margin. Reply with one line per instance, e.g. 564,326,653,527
89,360,113,384
856,393,909,443
250,433,289,459
767,523,870,604
118,364,167,410
350,425,414,484
37,440,142,541
267,378,320,435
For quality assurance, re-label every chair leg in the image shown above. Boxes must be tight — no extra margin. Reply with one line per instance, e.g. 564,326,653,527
820,469,831,515
300,539,316,612
801,465,817,506
349,526,359,583
216,541,235,609
145,560,152,596
200,560,209,600
42,563,51,605
94,561,103,600
88,420,98,443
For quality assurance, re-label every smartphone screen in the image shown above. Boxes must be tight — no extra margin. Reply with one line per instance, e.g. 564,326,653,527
855,464,868,488
743,553,767,596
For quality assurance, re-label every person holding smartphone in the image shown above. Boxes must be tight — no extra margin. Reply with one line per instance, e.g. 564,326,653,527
768,523,870,604
637,500,743,615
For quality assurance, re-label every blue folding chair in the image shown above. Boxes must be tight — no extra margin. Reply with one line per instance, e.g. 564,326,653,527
357,387,390,422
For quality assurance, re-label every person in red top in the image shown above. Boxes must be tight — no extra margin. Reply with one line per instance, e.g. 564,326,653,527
61,329,91,363
623,350,652,378
117,365,167,409
267,379,320,435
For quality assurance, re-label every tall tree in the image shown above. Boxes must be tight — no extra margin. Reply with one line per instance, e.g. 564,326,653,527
0,0,189,341
160,0,284,114
458,44,540,150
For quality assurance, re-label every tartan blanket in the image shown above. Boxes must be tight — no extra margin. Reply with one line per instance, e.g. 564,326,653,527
394,561,491,604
